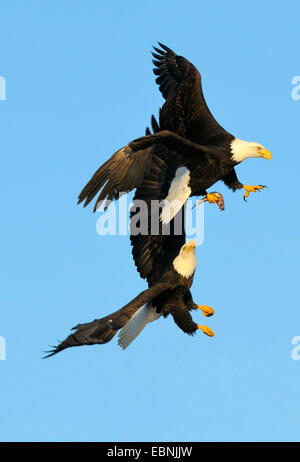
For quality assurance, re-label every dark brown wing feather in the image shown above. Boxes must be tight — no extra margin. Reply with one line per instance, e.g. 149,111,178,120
78,130,209,212
44,281,171,357
153,43,228,143
152,42,190,100
77,144,153,211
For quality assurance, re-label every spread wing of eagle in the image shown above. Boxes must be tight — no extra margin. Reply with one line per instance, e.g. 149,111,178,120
78,130,211,213
153,43,226,141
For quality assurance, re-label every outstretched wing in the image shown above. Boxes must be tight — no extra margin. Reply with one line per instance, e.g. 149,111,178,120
78,130,209,212
77,142,153,211
153,42,195,101
44,281,171,357
153,42,228,142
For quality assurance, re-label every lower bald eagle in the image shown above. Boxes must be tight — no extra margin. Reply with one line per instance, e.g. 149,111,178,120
44,240,214,357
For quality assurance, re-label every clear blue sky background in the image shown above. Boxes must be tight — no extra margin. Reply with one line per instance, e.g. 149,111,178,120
1,0,299,442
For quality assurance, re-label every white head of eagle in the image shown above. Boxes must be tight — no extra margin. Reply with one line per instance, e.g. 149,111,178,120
173,240,197,278
230,138,272,164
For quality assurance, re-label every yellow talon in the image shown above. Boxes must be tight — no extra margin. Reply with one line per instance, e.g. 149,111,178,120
197,305,214,317
206,193,218,204
205,192,225,211
194,192,224,211
243,184,266,201
197,325,215,337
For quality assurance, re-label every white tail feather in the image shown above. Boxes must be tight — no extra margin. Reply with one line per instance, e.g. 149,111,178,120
118,304,160,350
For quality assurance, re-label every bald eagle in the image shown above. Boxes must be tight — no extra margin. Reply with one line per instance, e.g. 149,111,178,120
44,239,214,357
77,43,271,216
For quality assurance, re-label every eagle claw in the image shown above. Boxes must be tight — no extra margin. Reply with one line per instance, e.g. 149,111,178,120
194,192,225,211
197,325,215,337
197,305,214,317
243,184,266,201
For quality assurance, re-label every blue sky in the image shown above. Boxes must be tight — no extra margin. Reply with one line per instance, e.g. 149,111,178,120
0,0,299,442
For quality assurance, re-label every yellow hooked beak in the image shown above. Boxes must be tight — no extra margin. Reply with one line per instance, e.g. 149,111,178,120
185,245,195,252
260,149,272,160
184,240,196,252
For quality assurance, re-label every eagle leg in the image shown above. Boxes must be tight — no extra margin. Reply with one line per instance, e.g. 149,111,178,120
197,305,214,317
194,192,225,211
243,185,267,202
197,325,215,337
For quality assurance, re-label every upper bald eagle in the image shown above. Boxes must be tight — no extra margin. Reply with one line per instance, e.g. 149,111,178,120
77,43,271,215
